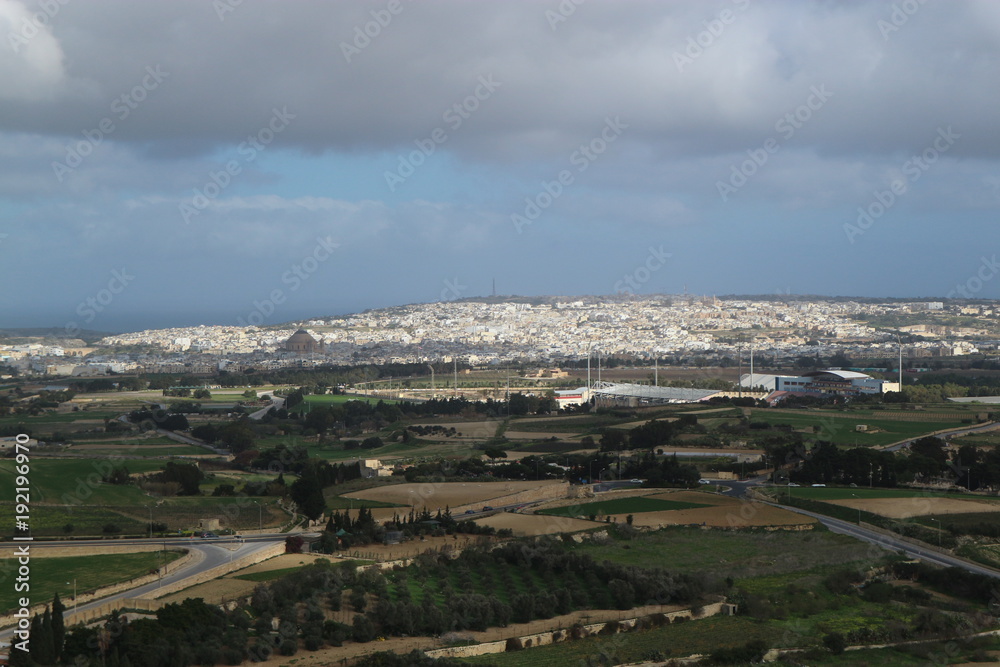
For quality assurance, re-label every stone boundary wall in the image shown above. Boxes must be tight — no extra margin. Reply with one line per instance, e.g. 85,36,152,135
138,542,285,601
0,549,193,629
0,542,282,629
425,601,731,660
63,597,165,627
451,481,570,514
0,543,174,558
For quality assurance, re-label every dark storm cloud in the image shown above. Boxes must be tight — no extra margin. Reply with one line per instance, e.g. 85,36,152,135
2,0,999,161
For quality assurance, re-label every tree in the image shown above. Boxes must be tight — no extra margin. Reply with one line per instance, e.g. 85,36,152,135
285,535,305,554
484,447,507,462
352,614,376,643
823,632,847,655
290,471,327,521
52,593,66,661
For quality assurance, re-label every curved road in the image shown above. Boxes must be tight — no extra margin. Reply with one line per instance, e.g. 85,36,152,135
0,535,285,642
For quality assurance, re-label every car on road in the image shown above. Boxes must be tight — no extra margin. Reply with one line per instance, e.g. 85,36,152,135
464,509,476,514
482,506,494,512
200,532,219,538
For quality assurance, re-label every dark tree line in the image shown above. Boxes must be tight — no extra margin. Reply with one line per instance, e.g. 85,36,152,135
784,436,1000,489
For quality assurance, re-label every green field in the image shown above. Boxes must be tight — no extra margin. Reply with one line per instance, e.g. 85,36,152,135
564,526,877,576
511,441,592,454
74,446,210,457
0,458,165,505
746,411,968,447
537,497,708,518
232,566,305,582
0,551,182,613
302,394,400,406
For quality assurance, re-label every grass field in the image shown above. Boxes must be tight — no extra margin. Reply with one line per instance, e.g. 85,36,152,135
537,496,708,518
511,441,591,454
745,410,968,447
232,566,305,582
0,458,165,505
71,446,211,457
564,526,877,576
0,551,182,613
303,394,400,406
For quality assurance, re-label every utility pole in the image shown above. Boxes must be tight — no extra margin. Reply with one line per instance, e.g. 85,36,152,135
896,333,903,392
737,335,743,398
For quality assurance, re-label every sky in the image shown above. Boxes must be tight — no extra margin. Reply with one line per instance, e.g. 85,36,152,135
2,0,1000,333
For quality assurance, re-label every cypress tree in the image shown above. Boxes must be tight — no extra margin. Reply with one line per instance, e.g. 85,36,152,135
27,613,43,663
35,607,55,665
51,593,66,660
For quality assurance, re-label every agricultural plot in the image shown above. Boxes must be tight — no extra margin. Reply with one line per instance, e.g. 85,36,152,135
0,551,181,613
829,497,1000,519
0,458,164,505
302,394,400,406
505,441,593,454
1,504,147,537
538,496,708,518
781,487,991,502
475,513,599,536
533,489,811,528
461,616,781,667
566,527,880,578
781,486,1000,519
745,410,968,447
344,480,566,510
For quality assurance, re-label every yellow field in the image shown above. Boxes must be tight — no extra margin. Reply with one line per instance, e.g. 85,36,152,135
344,480,565,510
829,497,1000,519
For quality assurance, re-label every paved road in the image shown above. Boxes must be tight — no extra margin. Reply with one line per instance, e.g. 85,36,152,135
725,478,1000,579
0,535,285,642
249,396,285,421
883,421,1000,452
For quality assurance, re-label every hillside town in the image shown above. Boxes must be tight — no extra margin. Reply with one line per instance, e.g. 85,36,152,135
2,296,996,377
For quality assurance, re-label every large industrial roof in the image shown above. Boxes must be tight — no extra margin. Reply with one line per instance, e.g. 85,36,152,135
801,369,871,381
591,382,720,402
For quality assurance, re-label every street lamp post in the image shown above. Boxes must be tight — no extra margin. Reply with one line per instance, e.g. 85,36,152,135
66,579,77,617
252,500,262,531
